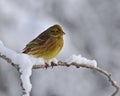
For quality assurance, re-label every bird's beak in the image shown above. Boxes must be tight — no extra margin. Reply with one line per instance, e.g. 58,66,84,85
62,31,65,35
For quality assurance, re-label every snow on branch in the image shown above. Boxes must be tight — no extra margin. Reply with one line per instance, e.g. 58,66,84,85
0,40,119,96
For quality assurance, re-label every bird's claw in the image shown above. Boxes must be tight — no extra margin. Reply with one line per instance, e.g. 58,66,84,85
45,63,49,69
51,62,57,68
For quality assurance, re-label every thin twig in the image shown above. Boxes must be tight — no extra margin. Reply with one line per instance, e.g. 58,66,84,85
0,53,119,96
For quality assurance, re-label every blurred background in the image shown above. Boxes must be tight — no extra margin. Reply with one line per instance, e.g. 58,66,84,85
0,0,120,96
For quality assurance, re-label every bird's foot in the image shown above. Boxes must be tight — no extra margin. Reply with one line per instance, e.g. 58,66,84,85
45,63,49,69
51,62,57,68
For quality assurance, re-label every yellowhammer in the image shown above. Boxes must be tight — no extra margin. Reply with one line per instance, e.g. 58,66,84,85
23,24,65,63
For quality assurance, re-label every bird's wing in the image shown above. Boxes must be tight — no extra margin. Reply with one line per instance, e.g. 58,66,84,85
23,32,50,54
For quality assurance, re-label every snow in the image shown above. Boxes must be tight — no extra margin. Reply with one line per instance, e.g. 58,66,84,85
66,54,97,67
15,54,33,95
0,41,34,96
0,40,97,96
28,55,45,65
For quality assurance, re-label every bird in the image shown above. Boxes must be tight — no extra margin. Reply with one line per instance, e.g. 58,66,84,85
23,24,65,67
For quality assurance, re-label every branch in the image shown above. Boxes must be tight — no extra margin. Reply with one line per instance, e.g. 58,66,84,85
31,61,120,96
0,53,31,96
0,41,119,96
0,53,119,96
0,40,33,96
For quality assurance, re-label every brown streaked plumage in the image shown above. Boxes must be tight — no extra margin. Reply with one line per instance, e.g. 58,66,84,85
23,24,65,60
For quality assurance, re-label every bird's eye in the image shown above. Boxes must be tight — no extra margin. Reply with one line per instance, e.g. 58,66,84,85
56,30,58,32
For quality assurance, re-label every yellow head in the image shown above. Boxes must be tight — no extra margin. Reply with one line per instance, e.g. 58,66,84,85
46,24,65,37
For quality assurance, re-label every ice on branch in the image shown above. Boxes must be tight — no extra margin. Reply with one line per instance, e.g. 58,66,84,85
66,54,97,67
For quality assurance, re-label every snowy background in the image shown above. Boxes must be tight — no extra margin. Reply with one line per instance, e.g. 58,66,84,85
0,0,120,96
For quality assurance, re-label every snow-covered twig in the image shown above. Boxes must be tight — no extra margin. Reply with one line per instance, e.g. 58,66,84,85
0,41,33,96
0,40,119,96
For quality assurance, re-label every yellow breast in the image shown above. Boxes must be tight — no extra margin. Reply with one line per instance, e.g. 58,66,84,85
42,38,63,60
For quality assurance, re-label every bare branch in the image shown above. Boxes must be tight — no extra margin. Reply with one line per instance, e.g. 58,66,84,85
0,53,119,96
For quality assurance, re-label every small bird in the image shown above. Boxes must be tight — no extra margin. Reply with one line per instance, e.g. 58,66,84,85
23,24,65,67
